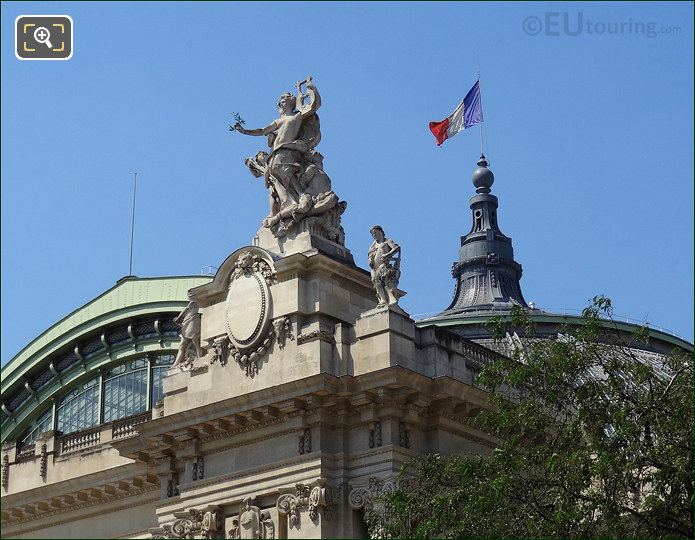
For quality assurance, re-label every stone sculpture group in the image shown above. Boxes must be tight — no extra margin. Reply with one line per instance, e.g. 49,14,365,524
233,76,346,244
172,77,404,372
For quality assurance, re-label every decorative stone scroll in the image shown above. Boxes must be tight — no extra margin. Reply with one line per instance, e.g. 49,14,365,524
348,477,397,511
150,506,221,539
276,484,330,528
296,329,334,345
228,497,274,539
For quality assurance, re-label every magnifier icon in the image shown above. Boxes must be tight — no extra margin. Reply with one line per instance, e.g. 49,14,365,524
33,26,53,49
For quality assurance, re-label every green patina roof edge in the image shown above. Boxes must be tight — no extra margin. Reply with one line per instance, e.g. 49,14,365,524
416,312,694,352
1,275,212,392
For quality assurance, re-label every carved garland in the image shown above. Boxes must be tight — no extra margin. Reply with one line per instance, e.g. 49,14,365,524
39,443,47,481
2,454,8,490
228,328,275,378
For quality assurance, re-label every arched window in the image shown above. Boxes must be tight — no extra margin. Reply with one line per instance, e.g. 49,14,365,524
151,354,174,408
20,352,177,440
102,359,149,423
20,408,53,446
56,377,100,434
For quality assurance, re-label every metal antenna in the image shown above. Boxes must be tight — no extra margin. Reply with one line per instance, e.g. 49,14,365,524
128,172,138,276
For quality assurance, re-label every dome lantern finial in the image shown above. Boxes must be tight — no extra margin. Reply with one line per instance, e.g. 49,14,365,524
471,154,494,194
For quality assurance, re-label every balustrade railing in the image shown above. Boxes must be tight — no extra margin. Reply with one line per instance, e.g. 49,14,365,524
112,411,149,439
59,427,101,454
16,445,36,461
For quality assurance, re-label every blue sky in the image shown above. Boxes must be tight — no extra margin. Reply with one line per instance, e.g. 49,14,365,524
2,1,693,362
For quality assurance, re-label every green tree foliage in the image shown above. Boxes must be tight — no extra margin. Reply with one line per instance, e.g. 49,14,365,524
370,297,693,538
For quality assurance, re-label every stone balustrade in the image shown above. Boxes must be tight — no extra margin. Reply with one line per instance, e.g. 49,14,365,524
15,445,35,461
112,411,150,439
59,427,101,454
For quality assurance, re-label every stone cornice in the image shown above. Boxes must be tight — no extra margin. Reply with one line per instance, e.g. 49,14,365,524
3,492,159,535
113,368,495,462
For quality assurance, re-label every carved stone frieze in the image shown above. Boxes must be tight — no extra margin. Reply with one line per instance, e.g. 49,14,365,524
191,456,204,482
368,422,382,449
166,472,179,498
399,422,411,449
296,329,335,345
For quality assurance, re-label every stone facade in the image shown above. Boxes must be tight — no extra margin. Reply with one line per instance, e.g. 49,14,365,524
0,231,504,538
3,79,691,539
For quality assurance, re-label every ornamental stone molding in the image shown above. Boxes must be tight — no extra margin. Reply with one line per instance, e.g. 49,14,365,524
276,483,331,528
149,506,221,539
224,250,277,376
273,317,293,349
189,247,279,378
348,477,397,511
225,251,274,351
228,497,274,539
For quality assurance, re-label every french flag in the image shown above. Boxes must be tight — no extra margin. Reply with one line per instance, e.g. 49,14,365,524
429,80,483,146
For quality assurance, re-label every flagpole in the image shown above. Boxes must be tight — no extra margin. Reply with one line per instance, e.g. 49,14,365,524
128,172,138,276
477,65,485,157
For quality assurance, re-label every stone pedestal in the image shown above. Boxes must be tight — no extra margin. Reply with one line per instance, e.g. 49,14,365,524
353,306,417,375
254,224,354,264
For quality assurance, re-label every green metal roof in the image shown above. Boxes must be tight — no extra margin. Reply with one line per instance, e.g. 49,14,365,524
416,312,694,352
1,275,212,443
1,276,210,392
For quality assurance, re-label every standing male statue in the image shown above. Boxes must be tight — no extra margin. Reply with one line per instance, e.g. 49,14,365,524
367,225,402,307
172,298,205,368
